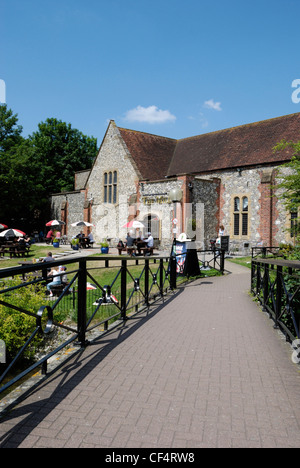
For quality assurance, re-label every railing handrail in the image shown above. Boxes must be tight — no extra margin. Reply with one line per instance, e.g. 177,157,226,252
251,246,284,259
252,257,300,270
251,257,300,343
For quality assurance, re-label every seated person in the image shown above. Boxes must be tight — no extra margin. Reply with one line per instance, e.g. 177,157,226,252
42,252,53,263
87,232,95,247
135,230,146,255
46,229,53,244
76,230,86,247
126,232,136,256
17,237,26,248
42,252,54,271
59,265,68,284
47,266,61,297
117,238,125,254
76,230,84,239
23,234,31,246
143,232,154,255
117,238,124,248
137,230,144,241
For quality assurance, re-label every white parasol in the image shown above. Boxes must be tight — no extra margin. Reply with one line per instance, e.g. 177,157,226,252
0,228,26,237
45,220,66,226
71,221,95,227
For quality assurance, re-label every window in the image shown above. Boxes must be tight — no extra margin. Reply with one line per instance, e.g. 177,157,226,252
104,171,117,204
233,196,248,236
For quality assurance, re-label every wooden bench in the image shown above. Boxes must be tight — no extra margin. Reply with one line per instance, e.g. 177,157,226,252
117,245,155,256
117,245,137,256
49,282,70,296
117,246,126,255
0,245,31,258
138,246,154,256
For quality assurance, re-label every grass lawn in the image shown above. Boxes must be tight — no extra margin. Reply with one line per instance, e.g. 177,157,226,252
228,256,252,269
0,244,71,269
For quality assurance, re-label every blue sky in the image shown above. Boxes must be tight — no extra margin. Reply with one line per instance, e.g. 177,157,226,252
1,0,300,144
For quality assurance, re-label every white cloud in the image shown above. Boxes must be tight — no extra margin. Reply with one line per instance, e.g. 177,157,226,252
203,99,222,111
124,105,176,124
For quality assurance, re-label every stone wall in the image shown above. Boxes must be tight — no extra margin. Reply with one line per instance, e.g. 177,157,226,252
51,190,87,240
86,121,139,243
192,178,220,248
74,170,90,190
138,179,182,251
197,165,293,253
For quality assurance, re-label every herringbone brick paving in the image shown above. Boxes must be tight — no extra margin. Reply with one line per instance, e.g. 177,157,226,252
1,262,300,448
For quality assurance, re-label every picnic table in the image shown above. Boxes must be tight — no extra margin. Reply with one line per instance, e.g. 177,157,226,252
117,241,155,256
79,237,90,248
0,242,31,258
17,260,44,280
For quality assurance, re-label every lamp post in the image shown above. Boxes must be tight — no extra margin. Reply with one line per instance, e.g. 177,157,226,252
168,187,183,288
168,186,183,249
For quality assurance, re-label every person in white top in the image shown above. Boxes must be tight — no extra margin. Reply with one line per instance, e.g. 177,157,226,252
47,267,61,297
143,232,154,255
87,232,95,247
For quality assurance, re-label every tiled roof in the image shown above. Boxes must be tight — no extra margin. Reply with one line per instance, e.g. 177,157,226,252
167,112,300,176
118,127,176,181
117,112,300,180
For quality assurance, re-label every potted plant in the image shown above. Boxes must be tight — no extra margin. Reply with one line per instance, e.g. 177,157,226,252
100,241,109,254
71,238,79,250
52,237,60,248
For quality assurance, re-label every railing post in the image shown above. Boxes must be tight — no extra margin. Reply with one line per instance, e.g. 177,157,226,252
170,255,177,290
121,259,127,320
144,258,149,306
263,263,268,311
220,249,225,274
256,262,261,296
275,265,282,329
159,258,164,296
251,260,255,292
77,259,87,347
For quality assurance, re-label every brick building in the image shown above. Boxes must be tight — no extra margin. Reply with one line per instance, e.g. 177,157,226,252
51,112,300,253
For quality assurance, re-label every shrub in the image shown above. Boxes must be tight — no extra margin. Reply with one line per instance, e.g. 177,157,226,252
0,278,48,362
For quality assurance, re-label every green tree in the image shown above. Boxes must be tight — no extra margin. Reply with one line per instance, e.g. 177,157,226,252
274,139,300,211
274,139,300,243
29,118,97,193
0,105,26,224
0,139,45,224
0,111,97,229
0,104,23,153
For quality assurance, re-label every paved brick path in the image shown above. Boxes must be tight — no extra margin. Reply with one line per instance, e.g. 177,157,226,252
1,262,300,448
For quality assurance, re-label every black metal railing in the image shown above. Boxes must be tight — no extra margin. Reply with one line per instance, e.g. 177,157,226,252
0,255,176,395
0,248,226,397
251,258,300,342
251,246,284,259
198,248,225,273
